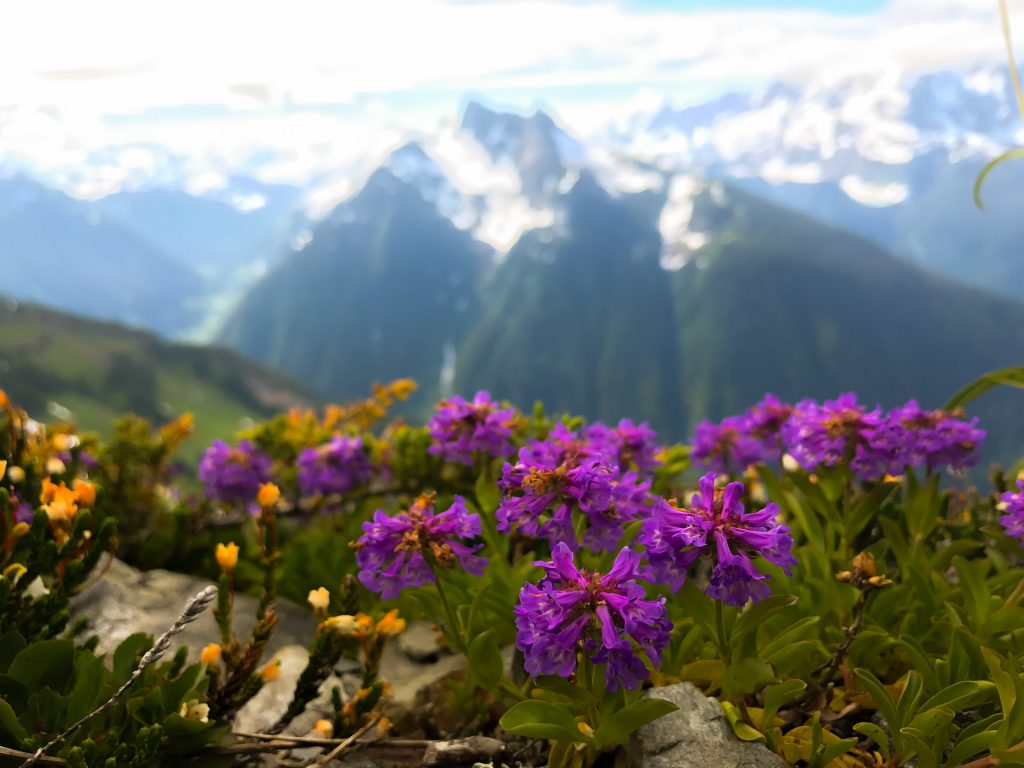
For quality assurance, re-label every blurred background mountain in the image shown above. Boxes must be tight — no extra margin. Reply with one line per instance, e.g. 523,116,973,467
3,0,1024,465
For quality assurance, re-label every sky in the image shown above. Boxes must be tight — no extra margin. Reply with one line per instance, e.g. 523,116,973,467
0,0,1019,192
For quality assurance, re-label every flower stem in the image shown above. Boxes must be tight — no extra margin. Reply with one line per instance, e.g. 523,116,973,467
715,599,731,664
431,567,466,654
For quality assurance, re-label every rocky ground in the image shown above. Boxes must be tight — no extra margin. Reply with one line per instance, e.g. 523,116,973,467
71,559,788,767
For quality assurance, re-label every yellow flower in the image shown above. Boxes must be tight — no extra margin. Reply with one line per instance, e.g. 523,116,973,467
260,659,281,683
12,522,30,538
200,643,222,664
6,465,24,483
0,390,8,409
73,479,96,507
577,721,596,738
45,457,66,475
307,587,330,614
160,413,194,448
216,542,239,573
375,609,407,637
314,719,334,738
51,434,72,452
376,716,394,738
355,613,374,635
324,614,360,636
257,482,280,508
179,699,210,723
0,460,6,478
40,479,78,523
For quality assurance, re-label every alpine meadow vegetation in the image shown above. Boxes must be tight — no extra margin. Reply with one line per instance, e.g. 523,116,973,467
0,369,1023,767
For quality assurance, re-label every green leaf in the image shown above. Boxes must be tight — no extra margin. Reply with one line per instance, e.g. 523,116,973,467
973,150,1024,209
945,729,999,768
0,632,26,674
730,594,798,648
953,557,992,631
500,700,595,744
814,736,859,768
593,698,678,749
113,633,153,682
854,721,891,762
902,727,940,768
762,679,806,729
7,639,75,692
474,471,501,515
897,671,923,725
855,669,902,735
918,681,996,714
944,366,1024,409
722,657,775,697
0,698,26,748
467,630,504,690
905,707,955,741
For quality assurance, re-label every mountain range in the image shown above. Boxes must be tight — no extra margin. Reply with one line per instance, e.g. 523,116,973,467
5,65,1024,466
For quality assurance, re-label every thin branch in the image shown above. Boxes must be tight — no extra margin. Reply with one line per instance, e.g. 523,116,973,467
0,747,64,766
314,713,382,767
19,586,218,768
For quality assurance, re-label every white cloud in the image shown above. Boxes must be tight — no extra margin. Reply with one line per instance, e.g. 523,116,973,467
1,0,1021,187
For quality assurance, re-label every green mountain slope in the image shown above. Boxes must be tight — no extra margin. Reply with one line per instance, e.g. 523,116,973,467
0,300,313,462
219,162,489,413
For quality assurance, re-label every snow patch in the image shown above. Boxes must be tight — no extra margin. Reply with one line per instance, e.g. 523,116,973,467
475,197,556,254
838,175,909,206
659,174,710,270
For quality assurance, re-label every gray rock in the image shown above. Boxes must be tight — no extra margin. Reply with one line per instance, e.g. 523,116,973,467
70,558,316,658
615,683,788,768
398,620,446,662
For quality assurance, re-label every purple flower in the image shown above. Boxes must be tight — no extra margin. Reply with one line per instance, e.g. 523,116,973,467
691,417,766,474
355,493,486,599
639,473,795,606
782,394,898,481
428,391,517,466
298,436,373,497
11,491,33,524
745,394,794,460
199,440,272,504
497,427,650,551
887,400,985,472
1000,481,1024,542
584,420,661,476
514,543,671,691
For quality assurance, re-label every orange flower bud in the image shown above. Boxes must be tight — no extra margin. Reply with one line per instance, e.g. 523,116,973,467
260,659,281,683
200,643,222,664
257,482,280,508
314,719,334,738
307,587,330,613
375,609,407,637
216,542,239,572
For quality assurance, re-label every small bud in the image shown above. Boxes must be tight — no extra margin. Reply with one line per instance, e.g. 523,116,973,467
314,719,334,738
835,570,854,583
257,482,280,508
0,390,8,409
781,453,800,473
0,460,6,478
6,465,24,483
11,522,30,538
200,643,222,664
260,659,281,683
324,614,360,636
377,715,394,737
577,721,595,738
355,613,375,634
307,587,330,614
45,457,66,475
216,542,239,573
375,609,407,637
868,575,893,589
852,552,877,577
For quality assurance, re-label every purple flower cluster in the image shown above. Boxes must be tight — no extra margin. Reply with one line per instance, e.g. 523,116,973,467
355,493,486,599
691,393,984,481
691,395,793,473
1000,480,1024,542
515,542,671,691
497,425,653,551
297,436,373,496
584,419,661,476
199,440,273,504
640,473,795,606
428,391,517,466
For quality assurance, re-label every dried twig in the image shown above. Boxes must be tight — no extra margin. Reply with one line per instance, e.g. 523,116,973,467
0,746,64,766
313,713,382,767
20,586,218,768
